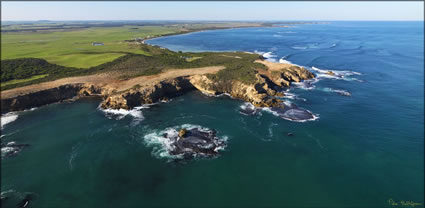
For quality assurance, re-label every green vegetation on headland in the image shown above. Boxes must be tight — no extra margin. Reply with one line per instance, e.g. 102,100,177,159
1,43,265,90
1,74,48,88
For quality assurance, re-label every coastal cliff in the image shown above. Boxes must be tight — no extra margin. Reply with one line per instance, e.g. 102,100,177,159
1,84,104,114
189,63,314,107
100,77,195,109
1,59,315,113
100,63,315,109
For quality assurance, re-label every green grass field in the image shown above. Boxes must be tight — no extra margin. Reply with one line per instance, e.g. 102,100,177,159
1,26,181,68
1,21,266,68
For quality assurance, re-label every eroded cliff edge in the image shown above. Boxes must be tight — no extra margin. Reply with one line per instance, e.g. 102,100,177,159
1,59,315,114
100,61,315,109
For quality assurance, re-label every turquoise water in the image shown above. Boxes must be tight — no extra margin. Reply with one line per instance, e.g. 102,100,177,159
2,22,424,207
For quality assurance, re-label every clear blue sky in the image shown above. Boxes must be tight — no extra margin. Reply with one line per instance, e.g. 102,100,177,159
1,1,424,21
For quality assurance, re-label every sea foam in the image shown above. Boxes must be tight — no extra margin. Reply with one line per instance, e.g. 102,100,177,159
254,50,278,62
99,104,149,121
320,87,351,96
311,66,363,82
1,113,18,130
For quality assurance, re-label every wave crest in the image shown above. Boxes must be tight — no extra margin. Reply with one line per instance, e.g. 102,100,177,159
99,105,148,121
1,113,18,130
254,50,278,62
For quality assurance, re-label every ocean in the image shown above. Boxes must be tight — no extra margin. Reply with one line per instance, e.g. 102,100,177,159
1,21,424,207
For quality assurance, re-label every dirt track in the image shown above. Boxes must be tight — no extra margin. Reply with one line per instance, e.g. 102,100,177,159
1,66,224,99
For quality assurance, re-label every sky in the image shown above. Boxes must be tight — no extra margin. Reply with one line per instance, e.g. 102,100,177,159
1,1,424,21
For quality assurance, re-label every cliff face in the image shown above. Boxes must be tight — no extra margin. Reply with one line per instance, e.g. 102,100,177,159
190,74,281,107
189,65,315,108
100,77,195,109
1,84,104,114
100,67,311,110
1,61,315,113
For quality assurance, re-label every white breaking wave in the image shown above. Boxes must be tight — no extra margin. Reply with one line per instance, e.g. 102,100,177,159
262,52,278,62
261,107,280,117
0,107,39,130
240,102,255,111
1,146,16,157
279,57,294,65
277,31,297,34
292,79,319,90
144,127,180,159
201,91,233,98
254,50,278,62
214,136,229,152
1,113,18,130
291,46,308,50
282,92,307,101
311,66,362,77
321,87,351,96
99,105,148,121
239,102,258,116
278,56,302,67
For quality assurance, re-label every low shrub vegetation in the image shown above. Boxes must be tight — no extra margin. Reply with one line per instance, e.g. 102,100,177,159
1,44,266,90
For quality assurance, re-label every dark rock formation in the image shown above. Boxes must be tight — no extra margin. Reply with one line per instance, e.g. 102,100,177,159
1,141,30,159
270,102,316,121
1,84,104,114
239,103,258,116
167,127,226,159
326,71,335,76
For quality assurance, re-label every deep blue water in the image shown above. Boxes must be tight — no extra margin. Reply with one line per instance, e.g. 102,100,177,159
148,21,425,162
2,21,424,207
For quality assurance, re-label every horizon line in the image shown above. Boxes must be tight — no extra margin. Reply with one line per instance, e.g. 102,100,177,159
2,19,424,22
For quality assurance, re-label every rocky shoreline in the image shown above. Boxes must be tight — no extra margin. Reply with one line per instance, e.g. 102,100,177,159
1,59,315,120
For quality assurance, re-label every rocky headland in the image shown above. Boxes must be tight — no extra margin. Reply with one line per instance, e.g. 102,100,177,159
100,59,315,110
1,58,315,118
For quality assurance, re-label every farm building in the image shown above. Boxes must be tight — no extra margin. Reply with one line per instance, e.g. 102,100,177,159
92,42,104,46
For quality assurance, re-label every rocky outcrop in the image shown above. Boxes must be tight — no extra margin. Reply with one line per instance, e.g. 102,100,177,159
100,62,315,110
1,60,315,114
1,141,30,159
326,70,335,76
164,127,226,160
264,66,315,87
189,74,279,107
100,77,195,109
189,67,314,108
